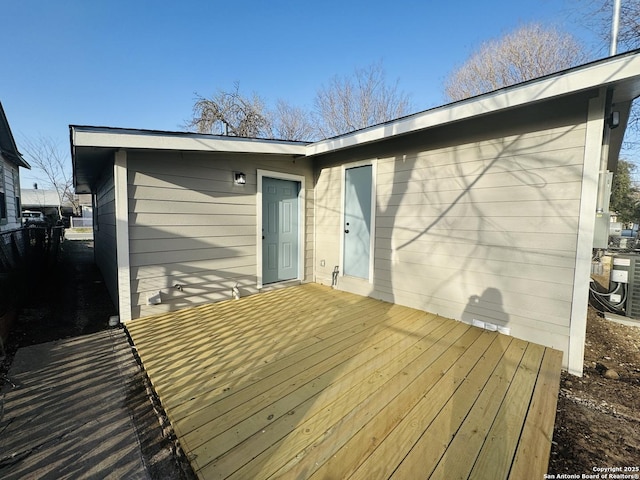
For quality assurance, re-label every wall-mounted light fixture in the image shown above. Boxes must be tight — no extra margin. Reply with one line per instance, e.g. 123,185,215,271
609,111,620,129
234,172,246,185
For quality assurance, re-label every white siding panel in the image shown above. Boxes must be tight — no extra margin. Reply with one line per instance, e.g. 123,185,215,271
129,224,256,240
127,150,314,318
129,199,255,215
377,164,584,196
377,214,580,234
314,164,343,282
130,213,256,226
377,199,581,218
129,235,256,254
375,125,587,171
379,181,583,206
0,161,20,230
130,256,256,280
94,165,119,307
314,115,588,365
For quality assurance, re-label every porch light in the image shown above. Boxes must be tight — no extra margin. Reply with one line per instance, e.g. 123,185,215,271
234,172,246,185
609,111,620,129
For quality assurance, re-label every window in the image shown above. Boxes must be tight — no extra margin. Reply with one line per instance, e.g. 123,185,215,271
13,170,20,221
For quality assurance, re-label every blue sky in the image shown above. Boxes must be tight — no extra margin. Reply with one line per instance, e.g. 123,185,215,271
1,0,604,187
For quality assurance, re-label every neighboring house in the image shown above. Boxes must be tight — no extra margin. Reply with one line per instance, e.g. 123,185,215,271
71,50,640,375
20,188,68,221
0,102,30,232
76,193,93,225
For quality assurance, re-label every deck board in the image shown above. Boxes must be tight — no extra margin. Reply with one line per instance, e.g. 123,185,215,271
126,283,562,479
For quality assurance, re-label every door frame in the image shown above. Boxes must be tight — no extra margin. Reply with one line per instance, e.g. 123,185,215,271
257,169,306,289
340,160,377,283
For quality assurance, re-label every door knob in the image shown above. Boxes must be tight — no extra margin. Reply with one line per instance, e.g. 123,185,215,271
344,229,349,234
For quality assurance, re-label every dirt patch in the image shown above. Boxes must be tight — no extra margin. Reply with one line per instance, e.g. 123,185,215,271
549,307,640,475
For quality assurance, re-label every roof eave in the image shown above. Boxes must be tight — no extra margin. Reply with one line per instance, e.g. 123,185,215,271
0,102,31,169
70,126,310,156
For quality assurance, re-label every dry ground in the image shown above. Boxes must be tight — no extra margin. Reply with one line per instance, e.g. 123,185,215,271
548,307,640,475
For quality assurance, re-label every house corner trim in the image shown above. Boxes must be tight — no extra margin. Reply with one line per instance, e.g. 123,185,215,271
114,150,132,322
568,90,607,375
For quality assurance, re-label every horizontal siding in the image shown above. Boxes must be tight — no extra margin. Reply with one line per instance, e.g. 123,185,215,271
376,152,584,187
131,255,256,280
129,199,255,215
377,214,580,234
127,150,314,318
94,163,118,308
314,116,588,360
376,124,587,171
380,227,578,252
373,288,571,357
379,180,583,206
0,161,20,231
314,164,342,282
129,224,256,240
130,212,255,227
129,235,256,255
377,199,582,218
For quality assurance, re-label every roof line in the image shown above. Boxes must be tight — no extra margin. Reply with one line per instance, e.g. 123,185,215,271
69,124,311,146
0,102,31,169
306,48,640,156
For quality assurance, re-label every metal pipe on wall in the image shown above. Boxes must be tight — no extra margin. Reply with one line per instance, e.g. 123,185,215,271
610,0,621,56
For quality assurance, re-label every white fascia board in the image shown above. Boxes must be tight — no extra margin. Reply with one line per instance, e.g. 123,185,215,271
306,53,640,156
72,128,309,156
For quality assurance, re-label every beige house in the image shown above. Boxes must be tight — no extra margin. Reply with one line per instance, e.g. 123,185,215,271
71,51,640,375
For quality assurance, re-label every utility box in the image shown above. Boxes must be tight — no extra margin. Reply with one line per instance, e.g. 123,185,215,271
593,212,611,248
611,254,640,318
610,222,623,237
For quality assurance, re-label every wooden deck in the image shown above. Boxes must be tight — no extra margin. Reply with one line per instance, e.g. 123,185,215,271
125,283,562,480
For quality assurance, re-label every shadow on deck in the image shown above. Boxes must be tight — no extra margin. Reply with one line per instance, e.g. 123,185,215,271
126,283,562,480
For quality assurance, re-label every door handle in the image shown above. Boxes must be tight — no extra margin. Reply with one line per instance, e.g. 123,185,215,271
344,229,349,234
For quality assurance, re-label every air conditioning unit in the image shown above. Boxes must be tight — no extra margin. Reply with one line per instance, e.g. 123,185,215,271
610,254,640,318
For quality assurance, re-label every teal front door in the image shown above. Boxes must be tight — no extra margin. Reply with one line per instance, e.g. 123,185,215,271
262,177,299,284
343,165,372,279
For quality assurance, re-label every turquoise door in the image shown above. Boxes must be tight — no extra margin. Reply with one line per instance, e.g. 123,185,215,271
262,177,299,284
343,165,372,279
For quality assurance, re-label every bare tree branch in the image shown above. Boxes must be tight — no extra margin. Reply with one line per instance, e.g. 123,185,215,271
314,62,412,138
186,82,271,138
269,100,317,141
578,0,640,160
580,0,640,52
19,136,77,218
444,23,589,101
